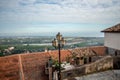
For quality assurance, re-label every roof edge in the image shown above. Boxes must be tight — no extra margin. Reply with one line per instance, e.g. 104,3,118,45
101,23,120,33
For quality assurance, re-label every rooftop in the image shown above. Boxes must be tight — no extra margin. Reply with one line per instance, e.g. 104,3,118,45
0,46,107,80
102,23,120,32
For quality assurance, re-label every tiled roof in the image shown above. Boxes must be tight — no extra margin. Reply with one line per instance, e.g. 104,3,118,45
48,50,72,62
71,46,106,57
71,48,96,57
102,23,120,32
0,46,106,80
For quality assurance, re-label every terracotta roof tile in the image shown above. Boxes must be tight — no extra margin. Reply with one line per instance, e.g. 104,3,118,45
71,46,106,56
102,23,120,32
71,48,96,57
0,46,106,80
48,50,71,62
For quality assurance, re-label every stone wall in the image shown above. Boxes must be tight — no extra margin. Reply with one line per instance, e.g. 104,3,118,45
113,56,120,69
85,56,113,74
61,66,85,79
61,56,113,80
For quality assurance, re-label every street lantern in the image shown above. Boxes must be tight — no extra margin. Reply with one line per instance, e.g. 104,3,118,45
52,32,66,80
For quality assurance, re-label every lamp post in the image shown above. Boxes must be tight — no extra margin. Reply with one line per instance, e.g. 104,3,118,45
52,32,66,80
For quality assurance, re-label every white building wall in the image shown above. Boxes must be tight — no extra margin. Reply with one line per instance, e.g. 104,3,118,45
104,33,120,50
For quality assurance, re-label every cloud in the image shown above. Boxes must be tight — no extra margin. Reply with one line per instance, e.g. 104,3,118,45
0,0,120,30
0,0,119,37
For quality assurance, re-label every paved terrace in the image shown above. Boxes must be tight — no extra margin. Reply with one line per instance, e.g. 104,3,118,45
74,70,120,80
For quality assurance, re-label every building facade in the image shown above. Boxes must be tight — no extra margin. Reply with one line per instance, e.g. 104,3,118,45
102,23,120,55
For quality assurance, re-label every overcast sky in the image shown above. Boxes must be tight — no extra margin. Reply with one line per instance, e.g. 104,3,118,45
0,0,120,37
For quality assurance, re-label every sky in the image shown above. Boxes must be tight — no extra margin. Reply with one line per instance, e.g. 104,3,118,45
0,0,120,37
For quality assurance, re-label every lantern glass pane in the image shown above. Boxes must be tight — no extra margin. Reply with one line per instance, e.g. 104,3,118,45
56,32,62,40
61,38,65,45
55,40,58,47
